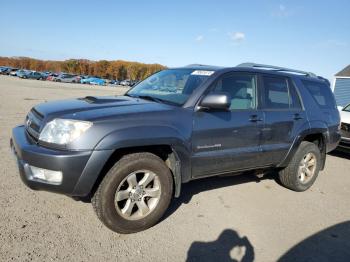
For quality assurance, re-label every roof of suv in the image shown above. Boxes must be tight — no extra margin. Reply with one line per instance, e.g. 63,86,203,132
174,63,329,84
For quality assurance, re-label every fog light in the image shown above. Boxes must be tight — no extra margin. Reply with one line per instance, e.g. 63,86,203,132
28,165,63,185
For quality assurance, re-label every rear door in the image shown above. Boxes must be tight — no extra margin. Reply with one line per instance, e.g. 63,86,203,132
191,72,265,177
259,75,306,165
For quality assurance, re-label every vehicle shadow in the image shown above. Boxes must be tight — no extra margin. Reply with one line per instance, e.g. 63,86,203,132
186,229,255,262
163,172,275,221
278,221,350,262
328,150,350,160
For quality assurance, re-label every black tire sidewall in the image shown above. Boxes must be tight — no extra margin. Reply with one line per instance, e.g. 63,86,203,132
99,154,173,233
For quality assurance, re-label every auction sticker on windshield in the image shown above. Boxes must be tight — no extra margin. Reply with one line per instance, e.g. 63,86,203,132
191,70,214,76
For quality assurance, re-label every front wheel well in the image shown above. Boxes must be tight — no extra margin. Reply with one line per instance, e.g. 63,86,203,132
90,145,179,199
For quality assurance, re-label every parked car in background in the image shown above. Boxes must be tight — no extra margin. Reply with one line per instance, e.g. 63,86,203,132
338,103,350,151
109,80,120,85
39,72,50,80
0,67,9,74
90,78,106,86
46,73,59,81
16,69,30,78
0,67,16,75
120,79,131,86
54,73,80,83
19,71,44,80
10,69,19,76
81,77,105,85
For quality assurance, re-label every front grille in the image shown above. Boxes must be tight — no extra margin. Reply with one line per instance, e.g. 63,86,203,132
25,108,44,141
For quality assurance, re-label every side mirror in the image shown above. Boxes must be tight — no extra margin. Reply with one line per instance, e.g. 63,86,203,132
199,92,231,110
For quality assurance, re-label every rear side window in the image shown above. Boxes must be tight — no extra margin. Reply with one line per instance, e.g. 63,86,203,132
263,77,289,109
261,76,302,110
302,80,336,109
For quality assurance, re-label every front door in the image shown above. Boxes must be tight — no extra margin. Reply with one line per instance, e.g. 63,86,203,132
191,72,264,177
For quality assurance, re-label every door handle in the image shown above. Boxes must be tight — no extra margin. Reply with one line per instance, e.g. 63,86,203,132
293,113,303,120
249,115,263,122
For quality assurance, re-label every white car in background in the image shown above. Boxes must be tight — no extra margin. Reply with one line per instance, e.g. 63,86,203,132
338,103,350,151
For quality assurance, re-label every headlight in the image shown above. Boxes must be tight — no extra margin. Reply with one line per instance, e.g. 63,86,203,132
39,119,92,145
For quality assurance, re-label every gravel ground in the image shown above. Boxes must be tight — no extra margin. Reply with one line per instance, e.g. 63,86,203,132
0,75,349,262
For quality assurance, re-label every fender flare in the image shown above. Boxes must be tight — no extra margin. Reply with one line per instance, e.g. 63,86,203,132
278,126,328,169
73,126,191,197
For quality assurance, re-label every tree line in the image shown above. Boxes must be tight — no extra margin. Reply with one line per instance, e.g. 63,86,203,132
0,56,166,80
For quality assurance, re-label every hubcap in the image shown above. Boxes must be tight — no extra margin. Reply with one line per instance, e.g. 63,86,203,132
114,170,161,220
298,152,317,184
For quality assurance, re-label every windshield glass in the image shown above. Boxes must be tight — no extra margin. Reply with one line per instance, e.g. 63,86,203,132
127,69,213,105
343,104,350,112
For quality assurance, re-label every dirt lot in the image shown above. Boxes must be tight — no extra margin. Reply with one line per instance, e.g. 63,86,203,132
0,75,349,262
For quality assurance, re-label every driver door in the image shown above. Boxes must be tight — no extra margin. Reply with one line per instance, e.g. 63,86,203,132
191,72,264,177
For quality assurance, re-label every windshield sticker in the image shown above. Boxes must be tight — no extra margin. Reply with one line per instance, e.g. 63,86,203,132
191,70,214,76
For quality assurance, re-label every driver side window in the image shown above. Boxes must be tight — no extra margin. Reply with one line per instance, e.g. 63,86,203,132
212,73,257,110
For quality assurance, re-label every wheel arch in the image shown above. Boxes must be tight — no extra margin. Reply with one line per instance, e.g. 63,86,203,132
279,129,327,170
73,143,189,199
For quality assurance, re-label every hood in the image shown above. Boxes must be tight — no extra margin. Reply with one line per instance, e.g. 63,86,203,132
33,95,175,121
340,110,350,124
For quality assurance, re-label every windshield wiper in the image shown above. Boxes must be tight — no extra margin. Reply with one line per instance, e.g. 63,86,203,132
127,94,179,106
136,95,163,102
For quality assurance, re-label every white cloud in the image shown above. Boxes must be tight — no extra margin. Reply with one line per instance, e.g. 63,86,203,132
195,35,204,42
228,32,245,42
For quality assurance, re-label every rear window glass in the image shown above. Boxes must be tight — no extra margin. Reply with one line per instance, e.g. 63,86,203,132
302,80,336,109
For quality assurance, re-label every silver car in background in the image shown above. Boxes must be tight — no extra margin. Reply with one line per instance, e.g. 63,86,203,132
53,73,80,83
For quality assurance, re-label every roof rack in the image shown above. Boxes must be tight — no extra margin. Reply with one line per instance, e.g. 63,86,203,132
185,64,212,67
237,62,317,78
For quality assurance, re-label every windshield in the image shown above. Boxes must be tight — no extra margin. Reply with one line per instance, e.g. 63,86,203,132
127,69,213,106
343,104,350,112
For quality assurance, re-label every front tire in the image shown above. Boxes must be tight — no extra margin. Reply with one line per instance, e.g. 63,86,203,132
278,141,321,192
92,152,173,233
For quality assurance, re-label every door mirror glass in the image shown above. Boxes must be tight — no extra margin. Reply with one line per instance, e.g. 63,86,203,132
200,92,231,110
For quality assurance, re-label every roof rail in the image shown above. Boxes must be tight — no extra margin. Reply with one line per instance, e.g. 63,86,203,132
185,64,211,67
237,62,317,78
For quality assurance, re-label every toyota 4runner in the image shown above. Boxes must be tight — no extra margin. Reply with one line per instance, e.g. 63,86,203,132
11,63,341,233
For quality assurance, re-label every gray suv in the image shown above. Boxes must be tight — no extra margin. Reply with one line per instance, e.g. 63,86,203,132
11,63,341,233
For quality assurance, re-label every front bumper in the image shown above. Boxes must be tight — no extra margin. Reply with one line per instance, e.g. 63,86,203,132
338,127,350,151
11,125,113,196
338,137,350,151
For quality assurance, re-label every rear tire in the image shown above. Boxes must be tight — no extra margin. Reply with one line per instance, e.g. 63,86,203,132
278,141,321,192
92,152,173,234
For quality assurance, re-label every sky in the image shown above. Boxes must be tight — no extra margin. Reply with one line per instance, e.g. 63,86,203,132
0,0,349,79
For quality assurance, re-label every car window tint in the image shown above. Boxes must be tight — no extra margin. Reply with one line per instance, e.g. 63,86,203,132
262,76,289,109
302,80,336,109
213,74,256,110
